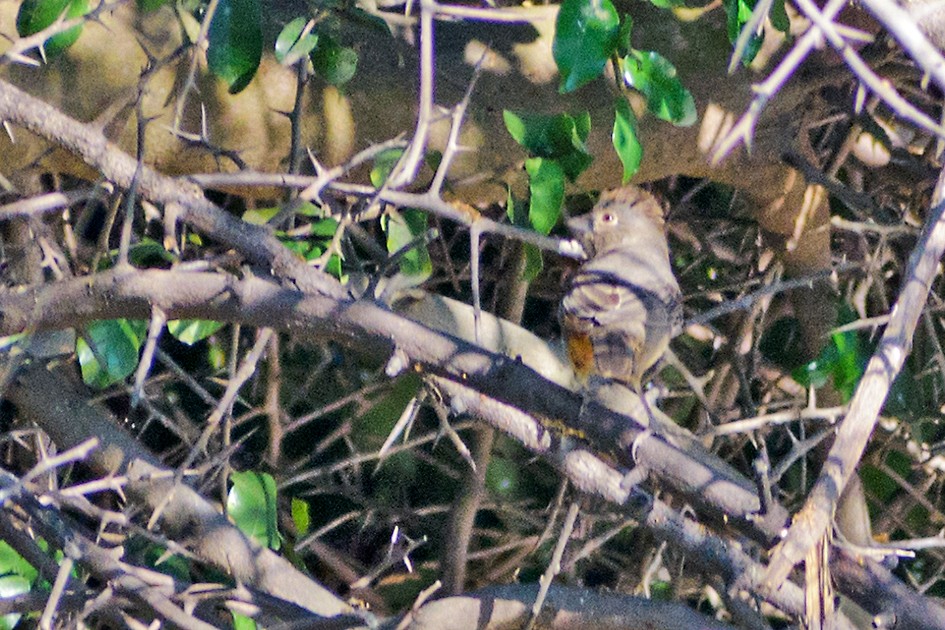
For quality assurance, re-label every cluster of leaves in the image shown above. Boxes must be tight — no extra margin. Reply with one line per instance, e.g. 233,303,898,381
15,0,364,93
502,0,790,247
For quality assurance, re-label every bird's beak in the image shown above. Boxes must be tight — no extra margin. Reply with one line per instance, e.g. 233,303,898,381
566,213,595,259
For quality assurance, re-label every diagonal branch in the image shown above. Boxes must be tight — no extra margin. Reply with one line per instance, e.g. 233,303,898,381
763,161,945,590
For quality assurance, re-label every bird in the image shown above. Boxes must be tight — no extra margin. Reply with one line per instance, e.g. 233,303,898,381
559,185,683,399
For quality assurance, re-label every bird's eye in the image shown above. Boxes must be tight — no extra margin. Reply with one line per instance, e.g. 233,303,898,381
601,212,617,224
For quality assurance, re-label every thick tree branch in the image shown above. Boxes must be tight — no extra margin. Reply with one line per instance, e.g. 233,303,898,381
0,268,781,537
0,78,343,299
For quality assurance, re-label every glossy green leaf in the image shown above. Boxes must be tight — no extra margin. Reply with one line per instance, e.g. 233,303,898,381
311,36,359,86
525,158,565,235
228,471,282,550
503,110,593,180
16,0,89,59
168,319,224,345
553,0,619,93
77,319,145,388
724,0,763,65
613,97,642,183
383,208,432,279
275,17,318,65
622,50,697,127
207,0,262,94
792,307,866,402
325,254,343,279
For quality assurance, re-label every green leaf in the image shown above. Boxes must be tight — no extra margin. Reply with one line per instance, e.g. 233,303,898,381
325,253,343,279
232,613,257,630
769,0,790,33
622,50,697,127
228,471,282,550
616,14,633,57
275,17,318,65
243,206,281,225
371,148,405,187
310,217,340,237
724,0,763,64
207,0,262,94
506,188,527,228
0,541,38,585
282,239,322,261
383,209,432,280
311,35,359,86
139,544,191,582
525,158,565,235
485,456,523,499
503,110,593,180
128,238,177,267
77,319,144,388
353,374,422,445
291,498,311,536
612,97,642,183
792,307,866,402
0,575,32,629
16,0,89,58
553,0,620,93
521,242,543,282
168,320,224,345
136,0,167,11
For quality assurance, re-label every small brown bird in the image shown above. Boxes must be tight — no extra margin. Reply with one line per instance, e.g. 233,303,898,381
560,186,683,394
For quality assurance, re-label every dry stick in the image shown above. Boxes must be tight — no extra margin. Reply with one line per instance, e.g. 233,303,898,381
712,0,849,161
191,170,576,258
527,501,581,630
0,78,347,301
763,162,945,590
172,0,220,133
0,189,98,218
148,327,275,530
791,0,945,139
386,0,436,189
1,268,937,626
6,363,353,619
859,0,945,96
0,0,122,67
